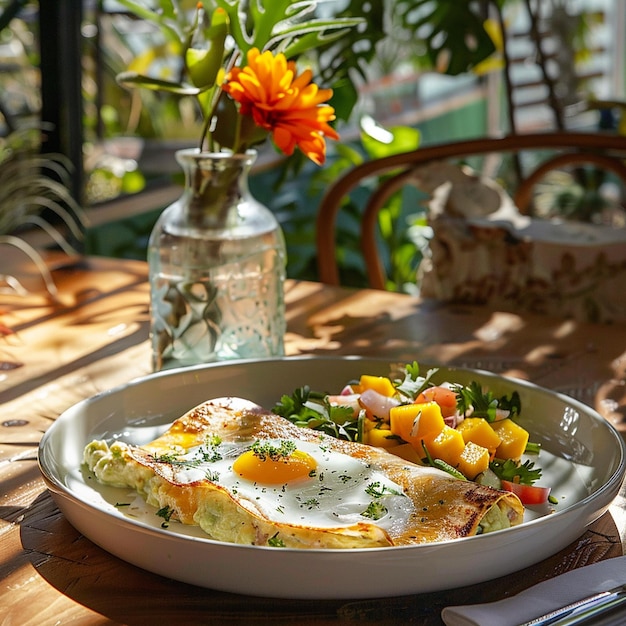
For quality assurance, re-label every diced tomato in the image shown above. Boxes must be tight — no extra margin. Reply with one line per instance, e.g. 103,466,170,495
415,386,458,417
500,480,551,505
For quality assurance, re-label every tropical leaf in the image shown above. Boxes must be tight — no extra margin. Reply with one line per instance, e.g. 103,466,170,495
394,0,497,75
113,0,187,43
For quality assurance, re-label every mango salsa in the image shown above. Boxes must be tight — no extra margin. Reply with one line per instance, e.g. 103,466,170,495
359,374,396,397
426,425,465,467
389,401,445,447
491,419,529,461
457,441,490,479
366,428,400,449
456,417,502,454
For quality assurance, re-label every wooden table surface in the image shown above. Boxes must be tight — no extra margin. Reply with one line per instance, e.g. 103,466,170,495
1,256,625,625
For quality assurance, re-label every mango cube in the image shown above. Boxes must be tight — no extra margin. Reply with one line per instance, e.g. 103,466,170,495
491,419,529,460
363,418,379,432
367,428,400,449
456,417,502,453
359,374,396,397
426,425,465,467
389,401,445,448
457,442,490,479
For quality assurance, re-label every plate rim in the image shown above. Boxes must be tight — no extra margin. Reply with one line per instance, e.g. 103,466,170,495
38,354,626,550
36,355,626,596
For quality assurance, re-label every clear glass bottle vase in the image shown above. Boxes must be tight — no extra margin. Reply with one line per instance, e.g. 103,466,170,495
148,149,286,371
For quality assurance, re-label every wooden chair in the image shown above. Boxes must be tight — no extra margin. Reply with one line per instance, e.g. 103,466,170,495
316,131,626,291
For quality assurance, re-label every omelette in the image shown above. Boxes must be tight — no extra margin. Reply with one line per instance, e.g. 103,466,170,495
83,397,524,549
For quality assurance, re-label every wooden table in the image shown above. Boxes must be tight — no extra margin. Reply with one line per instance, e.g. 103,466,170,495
1,256,625,625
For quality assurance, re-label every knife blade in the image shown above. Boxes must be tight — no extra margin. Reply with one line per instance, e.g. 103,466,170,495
518,583,626,626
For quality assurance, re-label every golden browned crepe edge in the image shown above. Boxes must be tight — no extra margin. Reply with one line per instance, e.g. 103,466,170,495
125,397,524,546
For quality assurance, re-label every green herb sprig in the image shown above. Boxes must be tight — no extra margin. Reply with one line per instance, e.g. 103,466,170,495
273,385,362,442
453,381,521,422
393,361,438,400
489,458,542,485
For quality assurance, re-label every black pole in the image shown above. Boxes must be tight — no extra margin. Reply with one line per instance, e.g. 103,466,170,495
38,0,85,247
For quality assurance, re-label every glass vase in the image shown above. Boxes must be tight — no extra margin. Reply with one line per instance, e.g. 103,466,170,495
148,149,286,371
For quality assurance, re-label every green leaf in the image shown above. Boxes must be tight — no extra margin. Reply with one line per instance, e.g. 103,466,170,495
116,71,201,95
361,122,421,160
278,19,364,58
490,458,542,485
114,0,185,43
328,77,359,123
394,362,438,400
396,0,497,75
272,385,362,442
454,382,521,422
186,8,229,90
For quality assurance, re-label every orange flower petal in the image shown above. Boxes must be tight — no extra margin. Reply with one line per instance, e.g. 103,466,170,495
223,47,339,164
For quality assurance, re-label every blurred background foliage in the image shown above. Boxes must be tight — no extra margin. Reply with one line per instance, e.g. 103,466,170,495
0,0,621,293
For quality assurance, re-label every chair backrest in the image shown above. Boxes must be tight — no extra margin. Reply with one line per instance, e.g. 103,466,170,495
315,131,626,291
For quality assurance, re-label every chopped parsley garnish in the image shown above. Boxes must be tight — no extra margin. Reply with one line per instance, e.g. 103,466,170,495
268,533,286,547
361,501,388,520
153,434,223,468
153,452,179,463
251,440,296,461
205,470,220,482
365,481,402,498
490,458,542,485
197,435,223,462
156,505,174,528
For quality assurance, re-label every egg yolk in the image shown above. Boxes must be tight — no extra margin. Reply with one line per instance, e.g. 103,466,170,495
233,448,317,484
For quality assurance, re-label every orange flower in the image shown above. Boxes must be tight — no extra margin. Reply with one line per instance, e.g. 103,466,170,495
224,48,339,165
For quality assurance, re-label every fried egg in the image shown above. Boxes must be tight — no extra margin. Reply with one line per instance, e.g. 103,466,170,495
84,397,523,548
164,436,414,535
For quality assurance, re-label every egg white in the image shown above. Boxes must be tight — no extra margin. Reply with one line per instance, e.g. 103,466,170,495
169,437,414,534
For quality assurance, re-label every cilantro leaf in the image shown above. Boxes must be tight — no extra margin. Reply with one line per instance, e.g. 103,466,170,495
489,458,542,485
273,385,321,422
273,386,363,442
453,381,521,422
394,362,439,400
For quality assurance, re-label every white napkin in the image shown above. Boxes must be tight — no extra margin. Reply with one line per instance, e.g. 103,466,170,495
441,556,626,626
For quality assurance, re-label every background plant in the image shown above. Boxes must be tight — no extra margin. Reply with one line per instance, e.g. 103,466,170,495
0,1,615,294
112,0,364,146
0,128,86,296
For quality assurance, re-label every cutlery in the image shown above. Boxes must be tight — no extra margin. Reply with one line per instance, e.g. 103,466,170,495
518,583,626,626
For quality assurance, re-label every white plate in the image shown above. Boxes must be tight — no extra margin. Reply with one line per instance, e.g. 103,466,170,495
38,356,626,599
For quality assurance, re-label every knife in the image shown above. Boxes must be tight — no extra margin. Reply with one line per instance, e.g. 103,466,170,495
518,583,626,626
